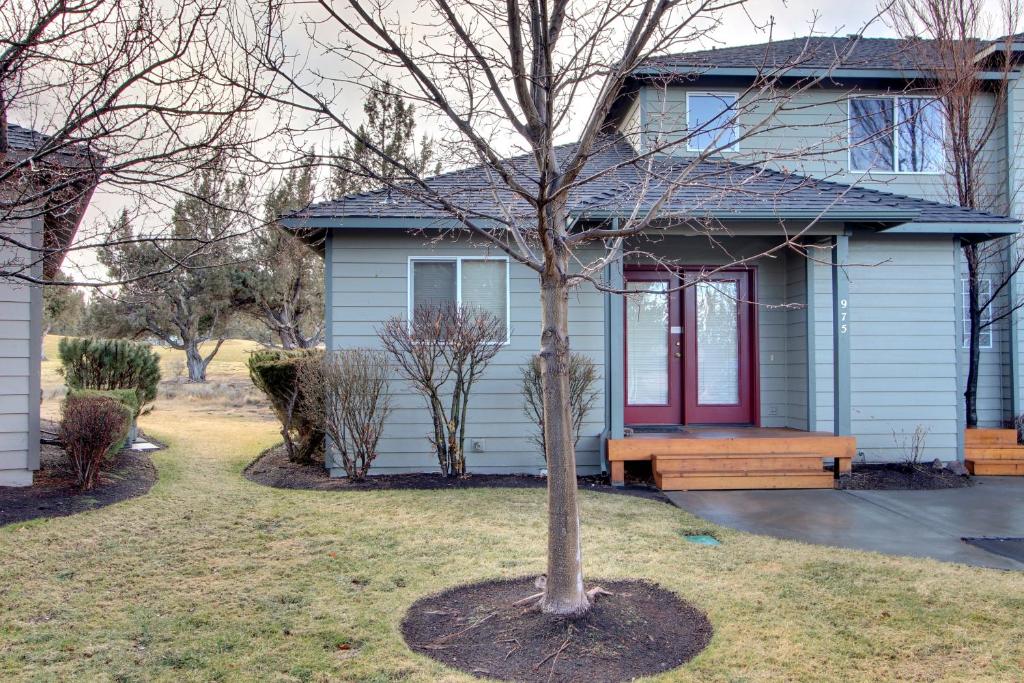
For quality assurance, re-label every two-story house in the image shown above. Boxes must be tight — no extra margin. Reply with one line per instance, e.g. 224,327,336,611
286,36,1024,490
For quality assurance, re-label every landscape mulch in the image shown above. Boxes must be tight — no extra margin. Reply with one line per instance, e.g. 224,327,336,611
244,443,667,502
401,576,713,682
837,463,973,490
0,421,158,527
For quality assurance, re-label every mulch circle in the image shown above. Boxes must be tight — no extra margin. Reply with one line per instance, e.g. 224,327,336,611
0,422,158,527
838,463,973,490
244,443,667,503
401,576,712,682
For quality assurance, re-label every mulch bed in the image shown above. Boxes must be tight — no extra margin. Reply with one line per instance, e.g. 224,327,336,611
244,443,667,502
401,576,712,682
0,421,158,527
838,463,973,490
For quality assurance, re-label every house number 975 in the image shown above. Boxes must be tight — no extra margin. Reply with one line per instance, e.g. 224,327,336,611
840,298,849,335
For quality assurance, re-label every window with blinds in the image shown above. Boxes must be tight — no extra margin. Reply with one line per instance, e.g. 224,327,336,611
409,257,509,340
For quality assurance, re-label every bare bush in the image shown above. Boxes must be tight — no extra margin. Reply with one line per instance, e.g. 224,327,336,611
893,424,931,467
60,394,130,490
379,303,503,477
299,349,392,481
521,353,600,459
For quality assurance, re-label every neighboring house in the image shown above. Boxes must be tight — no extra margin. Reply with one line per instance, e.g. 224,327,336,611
285,36,1024,488
0,124,97,486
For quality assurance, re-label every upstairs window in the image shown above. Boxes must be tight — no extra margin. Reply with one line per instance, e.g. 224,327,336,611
409,257,509,341
849,96,944,173
962,278,993,350
686,93,739,152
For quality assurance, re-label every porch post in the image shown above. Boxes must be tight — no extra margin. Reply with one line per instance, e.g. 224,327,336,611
805,254,817,432
607,232,625,442
1008,237,1022,421
832,233,851,436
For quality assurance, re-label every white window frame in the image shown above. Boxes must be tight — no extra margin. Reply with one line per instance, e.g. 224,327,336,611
848,95,945,175
407,255,511,345
686,91,740,153
961,277,994,350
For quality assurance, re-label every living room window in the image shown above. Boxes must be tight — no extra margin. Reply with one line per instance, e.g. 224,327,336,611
686,92,739,152
409,257,510,341
849,96,944,173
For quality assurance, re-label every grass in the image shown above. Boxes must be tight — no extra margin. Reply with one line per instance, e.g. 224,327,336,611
3,339,1022,681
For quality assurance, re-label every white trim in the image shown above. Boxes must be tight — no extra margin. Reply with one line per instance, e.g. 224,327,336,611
848,95,946,175
961,277,994,350
407,255,512,345
685,91,741,153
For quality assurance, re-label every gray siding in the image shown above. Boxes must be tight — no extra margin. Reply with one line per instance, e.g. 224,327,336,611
844,235,959,462
328,231,606,476
0,219,41,486
640,86,1007,208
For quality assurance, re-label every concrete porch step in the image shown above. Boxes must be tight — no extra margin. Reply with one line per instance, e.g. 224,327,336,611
654,470,835,491
653,452,826,474
965,459,1024,476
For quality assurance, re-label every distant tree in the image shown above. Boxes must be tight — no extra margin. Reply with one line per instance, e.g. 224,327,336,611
95,166,250,382
42,271,85,356
329,81,439,198
234,154,324,348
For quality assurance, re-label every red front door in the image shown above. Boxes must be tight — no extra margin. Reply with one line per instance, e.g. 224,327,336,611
682,270,756,424
624,267,757,426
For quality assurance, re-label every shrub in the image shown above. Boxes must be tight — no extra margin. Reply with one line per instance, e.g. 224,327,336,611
60,393,132,490
58,337,160,414
66,388,141,449
248,348,324,464
379,303,503,477
521,352,600,459
299,349,392,481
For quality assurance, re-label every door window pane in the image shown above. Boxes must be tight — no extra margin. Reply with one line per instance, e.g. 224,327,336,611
687,94,738,151
626,281,669,405
461,260,508,328
850,98,894,171
696,280,739,405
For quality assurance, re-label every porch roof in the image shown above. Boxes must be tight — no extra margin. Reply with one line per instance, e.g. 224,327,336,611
284,136,1019,235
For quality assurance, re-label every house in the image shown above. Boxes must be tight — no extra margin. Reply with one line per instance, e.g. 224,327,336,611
285,36,1024,489
0,124,97,486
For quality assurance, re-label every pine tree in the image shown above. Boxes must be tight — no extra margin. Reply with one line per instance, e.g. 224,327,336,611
95,165,250,382
330,81,439,197
234,153,324,349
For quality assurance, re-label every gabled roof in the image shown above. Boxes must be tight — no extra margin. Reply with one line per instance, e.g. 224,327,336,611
2,122,100,278
287,136,1017,232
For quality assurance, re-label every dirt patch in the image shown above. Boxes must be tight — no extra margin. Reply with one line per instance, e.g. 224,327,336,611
401,576,712,682
838,463,973,490
0,422,158,527
244,443,667,503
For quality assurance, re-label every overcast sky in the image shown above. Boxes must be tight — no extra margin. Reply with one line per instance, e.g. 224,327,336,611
57,1,996,281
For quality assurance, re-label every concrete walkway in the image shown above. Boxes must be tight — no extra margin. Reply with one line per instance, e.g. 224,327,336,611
666,477,1024,570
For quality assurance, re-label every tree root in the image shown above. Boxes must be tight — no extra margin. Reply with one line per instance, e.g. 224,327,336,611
512,577,615,612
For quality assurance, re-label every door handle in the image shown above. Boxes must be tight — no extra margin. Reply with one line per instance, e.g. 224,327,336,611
674,352,682,358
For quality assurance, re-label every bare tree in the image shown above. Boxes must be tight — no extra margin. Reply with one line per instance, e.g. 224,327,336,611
521,353,600,457
889,0,1023,427
0,0,269,286
253,0,897,615
379,303,504,477
300,349,392,480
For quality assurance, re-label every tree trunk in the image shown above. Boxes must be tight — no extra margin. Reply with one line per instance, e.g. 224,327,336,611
184,341,209,383
964,244,980,428
40,323,51,360
538,271,589,616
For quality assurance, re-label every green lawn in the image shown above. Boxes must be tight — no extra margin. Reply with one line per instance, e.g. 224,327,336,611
3,341,1023,681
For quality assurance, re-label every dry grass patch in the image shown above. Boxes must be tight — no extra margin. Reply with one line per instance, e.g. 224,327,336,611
1,402,1022,681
